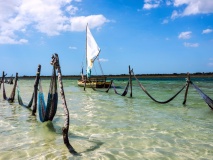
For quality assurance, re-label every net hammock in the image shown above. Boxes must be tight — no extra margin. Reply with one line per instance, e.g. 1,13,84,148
38,66,58,122
2,73,18,103
16,65,41,115
17,81,34,108
132,71,187,104
111,80,130,96
190,81,213,110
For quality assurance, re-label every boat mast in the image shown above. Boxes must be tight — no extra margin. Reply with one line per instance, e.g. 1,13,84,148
86,23,88,79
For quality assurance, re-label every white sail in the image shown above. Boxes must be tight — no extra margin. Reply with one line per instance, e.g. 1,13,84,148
86,25,100,78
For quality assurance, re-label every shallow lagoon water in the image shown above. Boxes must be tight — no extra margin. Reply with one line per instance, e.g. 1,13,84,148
0,78,213,160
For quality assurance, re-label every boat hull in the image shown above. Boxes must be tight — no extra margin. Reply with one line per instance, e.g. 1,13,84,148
77,80,111,88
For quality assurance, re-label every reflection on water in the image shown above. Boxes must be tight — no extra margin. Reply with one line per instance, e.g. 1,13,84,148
0,79,213,159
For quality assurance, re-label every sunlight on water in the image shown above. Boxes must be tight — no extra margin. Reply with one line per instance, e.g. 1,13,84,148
0,78,213,159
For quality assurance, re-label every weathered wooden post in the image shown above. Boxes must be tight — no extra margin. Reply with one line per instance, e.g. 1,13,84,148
129,65,132,97
7,72,18,103
32,65,41,116
0,71,5,90
0,71,4,89
84,78,86,91
51,54,78,155
2,71,6,99
183,72,190,105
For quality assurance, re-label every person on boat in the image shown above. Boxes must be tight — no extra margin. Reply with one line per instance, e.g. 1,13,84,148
87,59,94,80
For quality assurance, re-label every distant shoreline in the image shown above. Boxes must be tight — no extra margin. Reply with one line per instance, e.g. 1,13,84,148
18,73,213,80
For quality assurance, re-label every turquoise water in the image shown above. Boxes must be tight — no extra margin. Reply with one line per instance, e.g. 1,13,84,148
0,78,213,160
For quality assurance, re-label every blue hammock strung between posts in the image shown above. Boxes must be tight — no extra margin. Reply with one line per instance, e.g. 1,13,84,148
38,66,58,122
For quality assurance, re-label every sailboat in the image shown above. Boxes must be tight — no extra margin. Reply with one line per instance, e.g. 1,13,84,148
77,24,111,88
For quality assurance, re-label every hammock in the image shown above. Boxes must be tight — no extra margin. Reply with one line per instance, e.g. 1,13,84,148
38,66,58,122
111,80,130,96
190,81,213,110
17,82,34,108
133,73,186,104
2,73,18,103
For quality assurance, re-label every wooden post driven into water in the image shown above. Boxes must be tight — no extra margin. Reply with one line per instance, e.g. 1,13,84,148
129,65,132,97
183,72,190,105
32,65,41,116
0,71,4,89
1,71,6,90
51,54,78,155
2,71,6,100
84,79,86,91
7,72,18,103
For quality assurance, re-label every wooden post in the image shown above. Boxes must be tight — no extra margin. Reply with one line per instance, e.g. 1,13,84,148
2,71,7,100
129,65,132,97
183,72,190,105
0,71,5,90
84,77,86,91
7,72,18,103
51,54,78,155
32,65,41,116
0,71,3,89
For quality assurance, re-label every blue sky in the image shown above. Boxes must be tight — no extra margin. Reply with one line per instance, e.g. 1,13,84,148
0,0,213,76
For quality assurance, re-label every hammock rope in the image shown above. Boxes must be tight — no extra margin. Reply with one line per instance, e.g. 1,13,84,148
38,66,58,122
97,56,104,76
132,71,187,104
190,81,213,110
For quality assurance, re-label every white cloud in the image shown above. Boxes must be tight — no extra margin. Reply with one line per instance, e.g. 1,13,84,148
184,42,199,47
143,3,159,9
178,31,192,39
142,0,213,19
69,46,77,50
166,0,172,6
202,29,213,34
171,10,179,19
208,58,213,66
173,0,213,16
208,62,213,66
162,19,169,24
99,58,108,62
0,0,109,44
143,0,161,10
66,5,78,15
0,36,28,44
70,15,109,32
